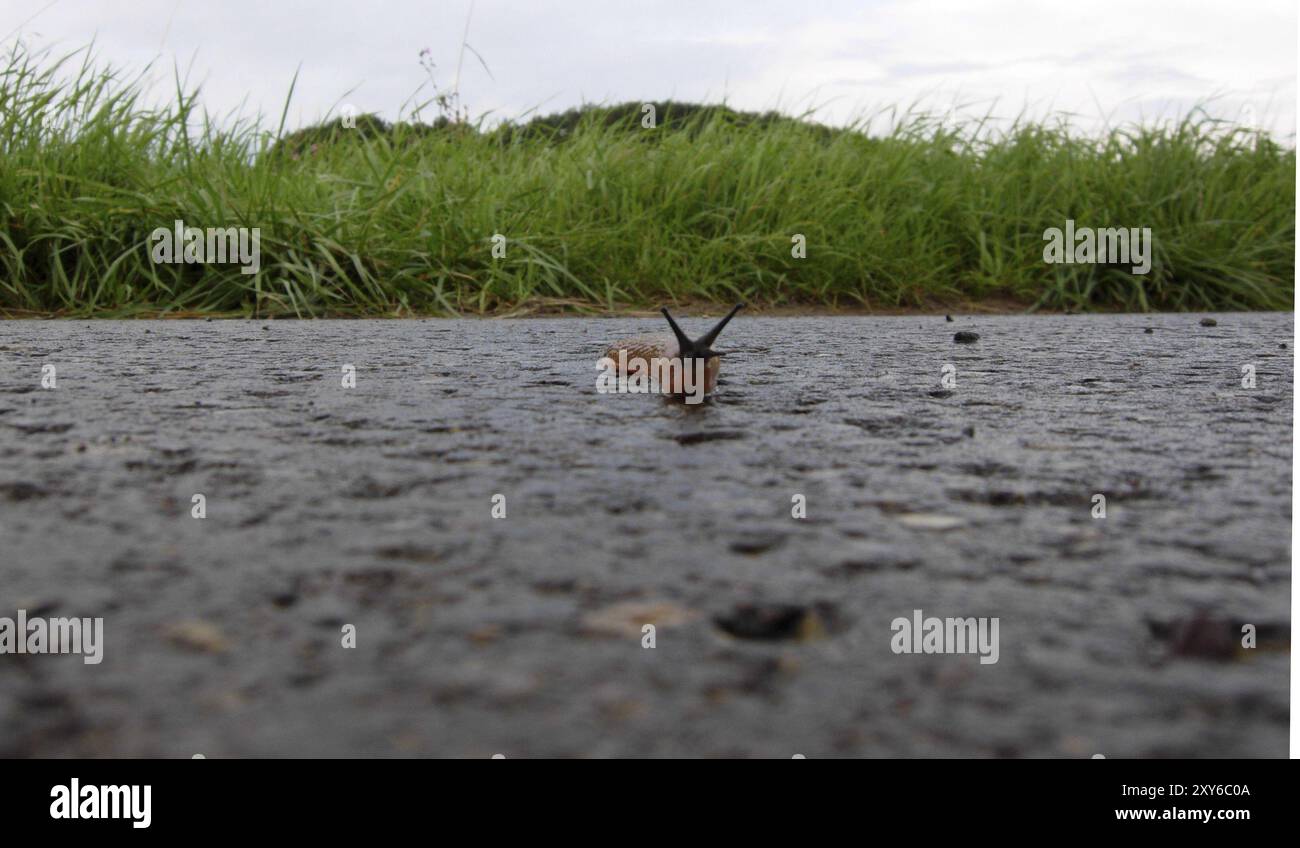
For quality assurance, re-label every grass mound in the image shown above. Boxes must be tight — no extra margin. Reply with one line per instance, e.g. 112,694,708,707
0,45,1292,316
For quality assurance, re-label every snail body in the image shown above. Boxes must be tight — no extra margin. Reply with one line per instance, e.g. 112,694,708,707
603,304,743,398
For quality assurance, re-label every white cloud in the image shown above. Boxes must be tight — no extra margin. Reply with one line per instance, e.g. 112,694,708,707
3,0,1293,137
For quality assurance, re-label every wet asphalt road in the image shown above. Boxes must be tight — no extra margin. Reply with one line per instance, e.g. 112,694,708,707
0,313,1291,758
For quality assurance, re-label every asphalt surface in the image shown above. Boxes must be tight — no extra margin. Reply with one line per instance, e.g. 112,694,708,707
0,312,1291,757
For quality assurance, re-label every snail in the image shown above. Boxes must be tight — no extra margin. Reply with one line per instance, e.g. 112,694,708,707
601,303,744,402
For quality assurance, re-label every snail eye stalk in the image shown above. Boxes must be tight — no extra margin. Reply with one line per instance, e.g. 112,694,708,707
697,303,744,349
660,307,694,355
660,303,744,360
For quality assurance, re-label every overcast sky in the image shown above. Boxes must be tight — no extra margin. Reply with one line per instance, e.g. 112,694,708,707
4,0,1296,138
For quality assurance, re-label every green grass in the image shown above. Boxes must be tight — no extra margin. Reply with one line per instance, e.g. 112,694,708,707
0,44,1294,317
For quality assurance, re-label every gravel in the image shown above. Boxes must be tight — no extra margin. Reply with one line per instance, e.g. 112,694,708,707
0,312,1290,757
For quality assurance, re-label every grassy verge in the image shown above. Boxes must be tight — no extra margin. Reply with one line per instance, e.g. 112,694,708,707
0,45,1294,317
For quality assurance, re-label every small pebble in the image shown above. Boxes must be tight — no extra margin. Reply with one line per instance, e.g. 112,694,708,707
1200,317,1217,327
583,600,698,638
897,513,966,530
953,331,980,343
164,620,229,653
1168,612,1236,661
714,602,831,642
729,532,787,555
